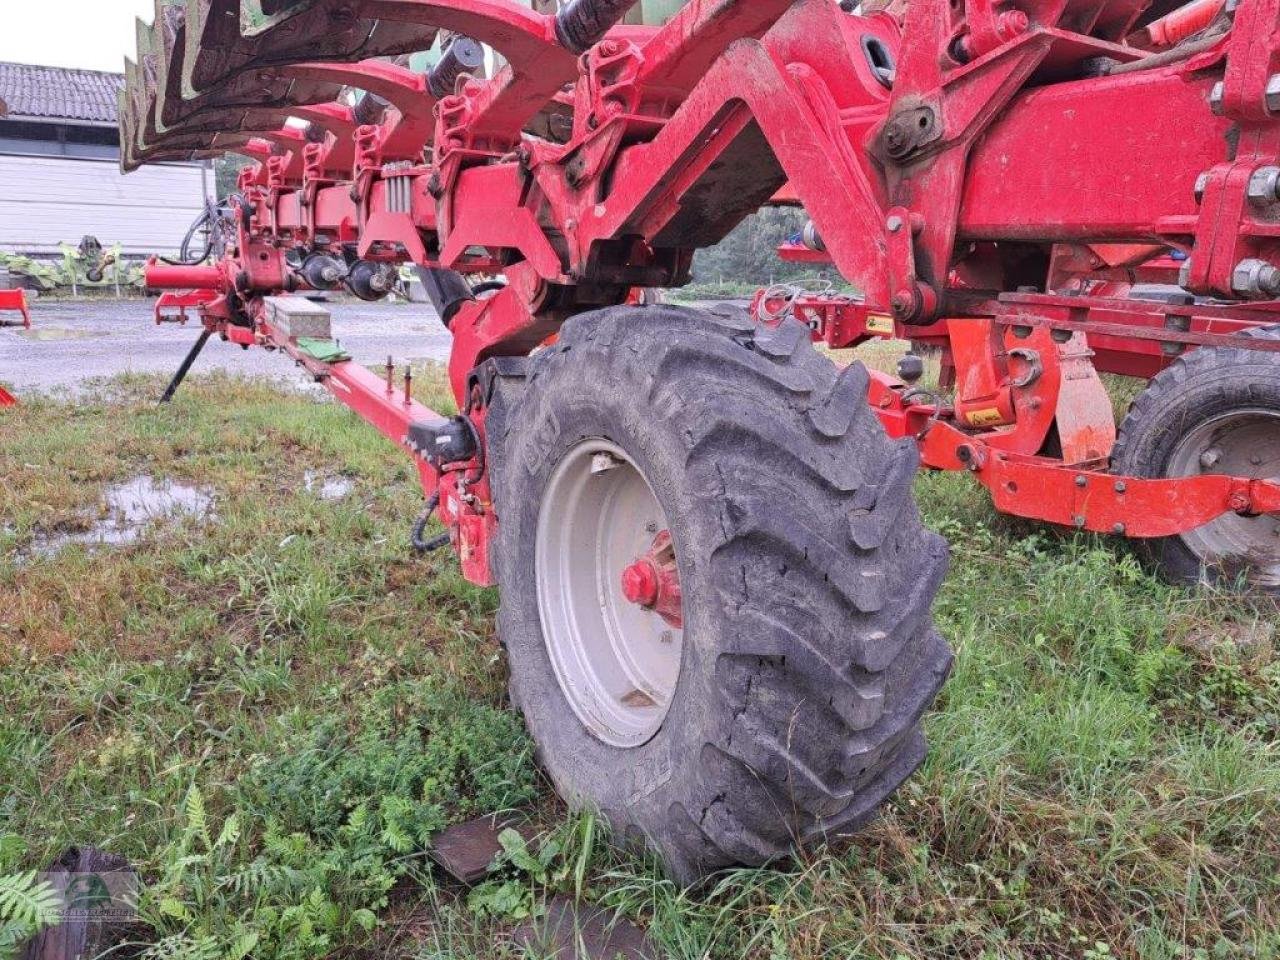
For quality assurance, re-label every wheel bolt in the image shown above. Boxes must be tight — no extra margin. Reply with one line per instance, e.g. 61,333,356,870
1201,448,1223,469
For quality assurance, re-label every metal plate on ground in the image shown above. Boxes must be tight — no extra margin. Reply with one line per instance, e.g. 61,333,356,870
428,815,535,886
508,896,656,960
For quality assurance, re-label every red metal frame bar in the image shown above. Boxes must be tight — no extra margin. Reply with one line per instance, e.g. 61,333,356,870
154,290,219,325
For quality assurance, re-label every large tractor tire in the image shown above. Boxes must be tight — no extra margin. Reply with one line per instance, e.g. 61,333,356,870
1113,324,1280,593
488,303,952,883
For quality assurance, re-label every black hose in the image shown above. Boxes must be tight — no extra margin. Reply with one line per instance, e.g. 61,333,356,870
470,279,508,297
158,199,228,266
157,208,211,266
411,494,453,553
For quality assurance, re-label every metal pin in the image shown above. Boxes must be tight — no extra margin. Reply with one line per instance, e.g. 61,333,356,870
403,365,414,405
385,355,395,394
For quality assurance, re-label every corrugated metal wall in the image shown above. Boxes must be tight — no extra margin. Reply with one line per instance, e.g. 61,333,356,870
0,154,207,257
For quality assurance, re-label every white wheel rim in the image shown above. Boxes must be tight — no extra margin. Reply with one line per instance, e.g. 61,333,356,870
535,440,685,748
1167,408,1280,587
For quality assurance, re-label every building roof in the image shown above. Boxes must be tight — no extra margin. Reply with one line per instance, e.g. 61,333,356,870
0,62,123,125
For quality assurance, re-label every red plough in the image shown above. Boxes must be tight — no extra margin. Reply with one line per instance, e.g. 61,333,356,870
122,0,1280,881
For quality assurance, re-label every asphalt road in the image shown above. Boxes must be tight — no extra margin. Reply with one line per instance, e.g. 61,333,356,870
0,297,453,395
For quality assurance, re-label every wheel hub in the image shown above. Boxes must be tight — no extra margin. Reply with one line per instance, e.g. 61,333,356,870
535,440,685,748
620,531,684,628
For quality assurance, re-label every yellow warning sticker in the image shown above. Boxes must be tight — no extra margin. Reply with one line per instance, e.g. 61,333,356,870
866,314,895,336
967,408,1005,427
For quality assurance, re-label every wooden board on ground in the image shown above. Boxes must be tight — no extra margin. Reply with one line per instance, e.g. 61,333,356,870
508,896,656,960
428,814,536,886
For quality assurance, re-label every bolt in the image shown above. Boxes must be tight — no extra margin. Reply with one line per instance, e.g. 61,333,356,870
1247,167,1280,206
995,8,1029,38
1113,523,1126,535
1200,448,1223,470
1268,74,1280,114
886,215,904,233
1114,481,1127,494
1210,81,1226,116
1074,515,1087,529
1232,259,1280,298
1179,258,1194,289
1194,171,1210,203
802,220,825,252
1075,475,1088,488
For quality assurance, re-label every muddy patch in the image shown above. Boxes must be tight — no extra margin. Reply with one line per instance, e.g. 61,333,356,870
22,475,215,559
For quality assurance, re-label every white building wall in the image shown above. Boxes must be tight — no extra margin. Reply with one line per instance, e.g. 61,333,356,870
0,154,208,257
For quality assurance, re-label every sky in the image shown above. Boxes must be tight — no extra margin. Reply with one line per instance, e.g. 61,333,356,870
0,1,156,73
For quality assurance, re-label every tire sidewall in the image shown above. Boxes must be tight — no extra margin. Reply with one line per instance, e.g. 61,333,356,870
495,350,724,839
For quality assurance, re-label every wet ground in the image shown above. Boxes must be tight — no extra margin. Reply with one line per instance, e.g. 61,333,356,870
0,297,453,395
15,469,358,564
19,474,216,561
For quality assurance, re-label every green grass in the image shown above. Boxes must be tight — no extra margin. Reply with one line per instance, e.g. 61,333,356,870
2,368,1279,960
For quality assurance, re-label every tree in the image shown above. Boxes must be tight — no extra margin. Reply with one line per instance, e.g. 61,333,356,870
214,154,252,199
692,207,838,286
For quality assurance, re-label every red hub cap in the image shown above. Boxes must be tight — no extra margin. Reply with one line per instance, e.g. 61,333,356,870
620,530,683,628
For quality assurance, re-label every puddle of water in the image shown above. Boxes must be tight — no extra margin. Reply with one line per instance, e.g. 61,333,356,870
303,471,354,501
24,475,215,559
16,328,107,342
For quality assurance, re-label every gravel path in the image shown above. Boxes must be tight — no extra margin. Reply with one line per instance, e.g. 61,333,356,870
0,297,453,396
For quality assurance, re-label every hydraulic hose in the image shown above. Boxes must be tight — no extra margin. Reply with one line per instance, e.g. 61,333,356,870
411,494,453,553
